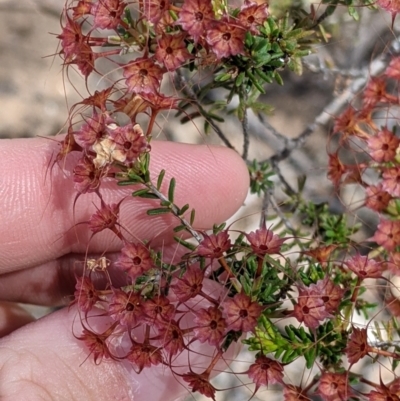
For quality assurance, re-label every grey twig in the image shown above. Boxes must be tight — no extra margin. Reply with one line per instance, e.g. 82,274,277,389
174,70,235,150
241,101,250,160
260,37,400,165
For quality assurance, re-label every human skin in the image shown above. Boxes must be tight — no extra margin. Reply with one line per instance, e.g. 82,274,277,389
0,137,249,401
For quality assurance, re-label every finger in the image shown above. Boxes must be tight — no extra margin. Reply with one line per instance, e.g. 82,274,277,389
0,306,238,401
0,242,184,306
0,302,36,337
0,137,249,274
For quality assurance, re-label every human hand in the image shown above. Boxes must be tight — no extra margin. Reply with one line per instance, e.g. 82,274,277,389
0,137,249,401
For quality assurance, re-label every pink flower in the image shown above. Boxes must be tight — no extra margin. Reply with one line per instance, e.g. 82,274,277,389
73,156,103,193
197,231,231,259
92,0,126,30
309,277,344,314
292,287,330,329
345,327,369,365
206,18,246,59
238,1,269,35
367,127,399,162
123,57,165,94
108,123,149,163
382,167,400,197
74,112,108,148
88,202,120,233
108,289,143,327
370,218,400,252
171,265,204,302
222,292,263,332
156,321,185,357
386,56,400,80
193,306,227,346
142,295,175,327
246,228,287,256
74,276,100,313
143,0,169,24
155,33,191,71
364,185,392,212
345,254,383,279
116,242,154,280
176,0,214,42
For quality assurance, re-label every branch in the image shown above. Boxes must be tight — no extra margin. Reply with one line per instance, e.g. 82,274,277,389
174,70,235,150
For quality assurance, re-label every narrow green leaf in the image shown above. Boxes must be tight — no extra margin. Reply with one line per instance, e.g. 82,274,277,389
173,225,186,233
173,236,197,250
168,178,176,203
147,208,171,216
132,188,152,197
190,209,196,225
246,70,265,94
274,72,284,86
157,169,166,190
235,71,246,87
179,204,190,215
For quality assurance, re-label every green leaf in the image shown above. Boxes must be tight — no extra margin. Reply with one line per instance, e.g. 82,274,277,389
246,70,265,94
173,236,197,251
132,188,155,198
235,71,246,87
274,72,284,86
157,169,166,190
147,208,171,216
179,204,190,215
173,225,186,233
190,209,196,225
168,178,176,203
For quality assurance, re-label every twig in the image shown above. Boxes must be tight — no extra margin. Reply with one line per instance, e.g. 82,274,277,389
241,102,250,160
259,37,400,165
146,182,203,244
174,70,235,150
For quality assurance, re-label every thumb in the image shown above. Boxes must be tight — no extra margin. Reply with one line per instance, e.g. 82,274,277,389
0,305,237,401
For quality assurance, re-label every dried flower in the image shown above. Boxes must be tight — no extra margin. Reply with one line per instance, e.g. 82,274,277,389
74,276,100,313
182,371,217,400
127,342,163,373
345,326,369,364
317,372,353,401
247,355,284,390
